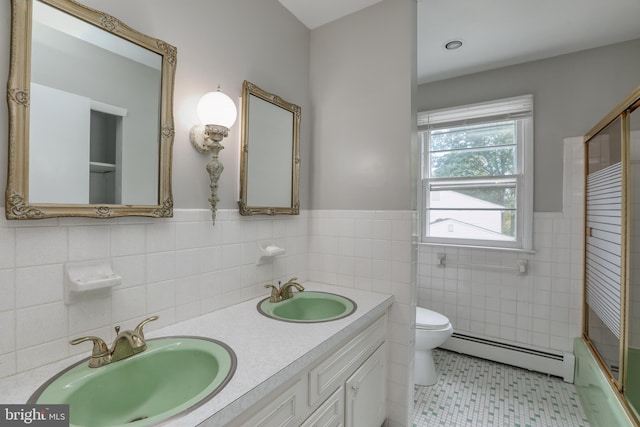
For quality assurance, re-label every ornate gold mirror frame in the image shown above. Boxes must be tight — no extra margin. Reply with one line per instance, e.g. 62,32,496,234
6,0,176,219
238,81,300,216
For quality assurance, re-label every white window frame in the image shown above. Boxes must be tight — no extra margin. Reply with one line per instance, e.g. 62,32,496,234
418,95,534,251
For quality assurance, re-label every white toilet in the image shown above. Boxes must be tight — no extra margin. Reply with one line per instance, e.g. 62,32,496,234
415,307,453,386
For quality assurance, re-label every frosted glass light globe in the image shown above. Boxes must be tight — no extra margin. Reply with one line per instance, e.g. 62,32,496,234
196,90,237,128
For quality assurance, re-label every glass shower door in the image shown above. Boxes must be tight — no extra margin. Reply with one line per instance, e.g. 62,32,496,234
585,116,624,386
625,104,640,414
583,87,640,423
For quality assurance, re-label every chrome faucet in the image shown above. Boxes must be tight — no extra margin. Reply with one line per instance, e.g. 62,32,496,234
70,315,158,368
264,277,305,303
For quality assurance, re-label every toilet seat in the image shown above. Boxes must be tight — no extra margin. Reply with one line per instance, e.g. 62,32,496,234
416,307,450,330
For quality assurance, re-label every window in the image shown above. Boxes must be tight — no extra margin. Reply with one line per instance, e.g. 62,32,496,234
418,95,533,250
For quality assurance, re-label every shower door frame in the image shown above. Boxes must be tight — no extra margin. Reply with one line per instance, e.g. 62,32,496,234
583,86,640,423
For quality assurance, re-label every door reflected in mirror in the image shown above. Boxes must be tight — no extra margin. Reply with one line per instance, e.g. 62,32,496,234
6,0,176,219
238,81,300,216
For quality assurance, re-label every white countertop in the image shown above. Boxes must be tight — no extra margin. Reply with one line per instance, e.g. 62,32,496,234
0,282,393,426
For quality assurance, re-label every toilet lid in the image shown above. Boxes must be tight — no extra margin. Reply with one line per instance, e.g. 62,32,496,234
416,307,450,330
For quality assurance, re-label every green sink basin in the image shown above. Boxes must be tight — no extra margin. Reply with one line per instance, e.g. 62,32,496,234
258,291,357,323
28,336,236,427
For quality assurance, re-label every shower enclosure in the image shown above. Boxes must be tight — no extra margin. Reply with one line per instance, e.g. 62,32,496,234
583,86,640,422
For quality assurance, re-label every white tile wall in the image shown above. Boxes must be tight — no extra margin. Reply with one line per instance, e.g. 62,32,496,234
0,209,309,379
0,207,416,426
308,210,416,427
416,137,585,357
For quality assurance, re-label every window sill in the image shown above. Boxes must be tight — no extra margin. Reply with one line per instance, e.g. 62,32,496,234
416,241,536,255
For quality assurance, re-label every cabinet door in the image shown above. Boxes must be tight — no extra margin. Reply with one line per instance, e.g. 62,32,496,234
345,343,386,427
241,377,306,427
301,386,344,427
309,315,386,406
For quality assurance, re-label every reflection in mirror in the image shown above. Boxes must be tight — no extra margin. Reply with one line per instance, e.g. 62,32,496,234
238,81,300,216
6,0,176,219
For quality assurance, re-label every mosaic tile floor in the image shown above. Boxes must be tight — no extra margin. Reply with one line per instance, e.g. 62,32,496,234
413,349,591,427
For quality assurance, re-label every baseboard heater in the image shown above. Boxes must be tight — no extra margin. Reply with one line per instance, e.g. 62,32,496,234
441,332,575,383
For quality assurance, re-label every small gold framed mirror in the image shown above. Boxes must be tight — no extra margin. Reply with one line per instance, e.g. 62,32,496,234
238,81,300,216
6,0,176,219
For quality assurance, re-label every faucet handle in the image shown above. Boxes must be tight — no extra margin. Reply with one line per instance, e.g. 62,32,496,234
70,336,109,355
70,336,111,368
265,284,281,303
133,315,159,340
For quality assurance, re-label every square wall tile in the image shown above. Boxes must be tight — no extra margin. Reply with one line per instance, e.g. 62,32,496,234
111,224,146,256
16,302,67,349
15,264,63,308
147,280,176,313
112,286,147,325
176,301,201,322
176,275,201,305
392,219,412,242
146,223,176,253
0,353,16,379
355,219,373,239
0,311,16,353
221,220,242,245
200,246,222,273
147,252,176,284
68,226,110,261
176,221,201,250
175,249,201,278
0,228,15,269
15,227,67,267
0,269,15,312
68,290,112,336
17,339,69,373
373,220,392,240
112,255,146,288
221,244,242,269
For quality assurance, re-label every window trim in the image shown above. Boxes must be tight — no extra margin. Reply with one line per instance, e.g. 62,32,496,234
418,95,534,251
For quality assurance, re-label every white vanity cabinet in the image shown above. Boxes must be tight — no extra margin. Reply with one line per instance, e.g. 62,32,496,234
235,314,388,427
300,386,344,427
345,343,387,427
240,377,307,427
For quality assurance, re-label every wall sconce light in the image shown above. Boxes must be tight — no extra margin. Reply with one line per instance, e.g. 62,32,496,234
189,86,237,224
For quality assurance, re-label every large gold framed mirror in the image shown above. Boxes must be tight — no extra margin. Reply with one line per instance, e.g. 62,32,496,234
6,0,176,219
238,81,300,216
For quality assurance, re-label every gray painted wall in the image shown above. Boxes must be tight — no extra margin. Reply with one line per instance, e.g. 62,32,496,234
309,0,416,211
417,38,640,212
309,2,416,425
0,0,311,210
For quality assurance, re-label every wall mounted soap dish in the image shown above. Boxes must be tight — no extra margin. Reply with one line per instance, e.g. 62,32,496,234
64,260,122,304
256,242,286,265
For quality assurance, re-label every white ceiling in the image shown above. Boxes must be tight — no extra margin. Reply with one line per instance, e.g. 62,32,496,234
279,0,640,85
278,0,384,30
